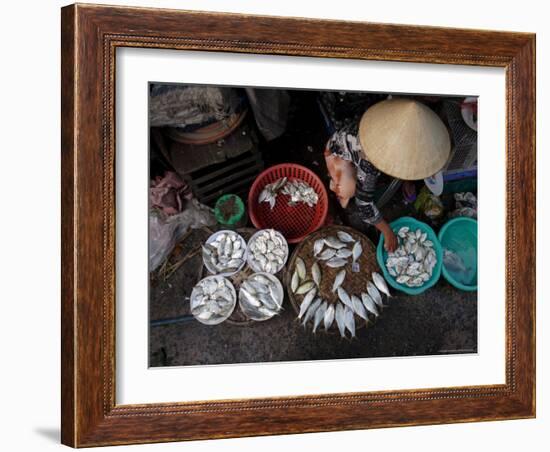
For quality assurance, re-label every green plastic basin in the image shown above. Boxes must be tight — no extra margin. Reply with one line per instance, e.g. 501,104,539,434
376,217,443,295
438,217,478,291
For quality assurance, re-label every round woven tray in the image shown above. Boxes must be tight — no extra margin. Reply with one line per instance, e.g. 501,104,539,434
284,225,380,334
199,227,285,326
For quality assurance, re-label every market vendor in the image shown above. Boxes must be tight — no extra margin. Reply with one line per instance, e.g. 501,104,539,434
325,98,451,252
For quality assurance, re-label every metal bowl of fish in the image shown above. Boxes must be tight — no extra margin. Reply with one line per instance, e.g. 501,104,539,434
238,272,284,321
190,275,237,325
202,230,248,276
377,216,443,295
246,229,289,274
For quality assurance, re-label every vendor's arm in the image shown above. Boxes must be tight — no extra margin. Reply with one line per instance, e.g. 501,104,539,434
355,160,398,252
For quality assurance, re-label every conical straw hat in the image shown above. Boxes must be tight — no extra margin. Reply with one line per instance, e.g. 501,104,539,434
358,98,451,180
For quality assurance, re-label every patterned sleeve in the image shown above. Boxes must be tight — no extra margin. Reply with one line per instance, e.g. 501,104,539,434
355,159,382,225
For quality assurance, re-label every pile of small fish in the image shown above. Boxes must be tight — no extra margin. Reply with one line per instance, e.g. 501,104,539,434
313,231,363,270
190,276,236,325
202,231,246,275
258,177,319,209
290,229,392,338
239,273,284,321
385,227,437,288
247,229,288,274
292,257,391,338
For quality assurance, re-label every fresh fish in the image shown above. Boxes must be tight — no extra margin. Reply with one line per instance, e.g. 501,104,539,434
296,280,315,295
324,236,347,249
323,304,335,330
384,227,437,288
335,302,346,338
295,257,306,280
352,241,363,262
372,272,391,298
248,229,288,274
351,295,369,321
336,248,353,258
361,292,379,317
337,286,353,309
312,262,322,287
317,248,337,260
397,226,409,238
298,289,316,318
239,273,283,319
332,270,346,293
291,271,300,293
204,231,246,274
326,257,348,268
313,238,325,256
301,287,317,311
302,298,322,325
367,282,383,308
337,231,355,243
191,276,235,324
280,178,319,207
312,301,328,333
344,306,356,338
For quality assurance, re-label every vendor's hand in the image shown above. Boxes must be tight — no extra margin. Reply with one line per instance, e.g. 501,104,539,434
384,229,398,253
375,219,398,252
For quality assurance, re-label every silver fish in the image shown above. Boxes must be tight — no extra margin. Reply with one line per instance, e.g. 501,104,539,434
240,288,261,307
351,295,369,321
313,238,325,256
295,257,306,280
317,248,337,260
298,289,316,319
367,282,383,308
335,302,346,338
291,271,300,293
324,236,347,249
344,306,356,338
352,241,363,262
372,272,391,298
361,292,379,317
302,298,322,325
323,304,335,330
312,262,322,287
296,280,315,295
336,248,353,258
313,301,328,333
337,231,355,243
332,269,346,292
337,286,353,309
326,257,348,268
301,287,317,310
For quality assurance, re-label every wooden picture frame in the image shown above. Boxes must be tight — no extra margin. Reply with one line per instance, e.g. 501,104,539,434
61,3,535,447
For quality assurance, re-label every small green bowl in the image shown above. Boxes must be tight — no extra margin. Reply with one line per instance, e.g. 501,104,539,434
214,194,245,227
438,217,478,291
376,217,443,295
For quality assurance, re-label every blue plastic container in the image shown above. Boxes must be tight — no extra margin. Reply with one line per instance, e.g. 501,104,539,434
376,217,443,295
438,217,478,291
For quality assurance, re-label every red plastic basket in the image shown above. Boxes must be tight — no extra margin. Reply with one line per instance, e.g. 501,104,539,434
248,163,329,243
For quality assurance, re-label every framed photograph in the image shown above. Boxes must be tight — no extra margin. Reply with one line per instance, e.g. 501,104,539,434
61,3,535,447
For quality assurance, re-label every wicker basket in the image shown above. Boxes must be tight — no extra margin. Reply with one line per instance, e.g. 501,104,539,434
284,225,381,335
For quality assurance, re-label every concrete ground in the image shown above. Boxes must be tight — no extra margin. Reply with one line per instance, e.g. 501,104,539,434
149,227,477,367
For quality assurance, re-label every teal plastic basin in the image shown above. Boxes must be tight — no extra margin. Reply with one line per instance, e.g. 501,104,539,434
438,217,478,291
376,217,443,295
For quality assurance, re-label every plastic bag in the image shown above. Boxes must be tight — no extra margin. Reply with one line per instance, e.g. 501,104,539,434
149,199,216,271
